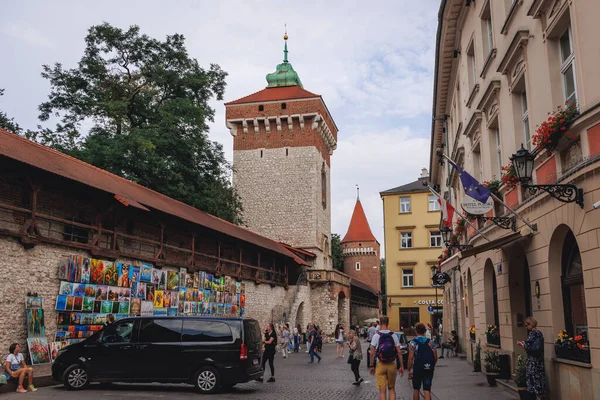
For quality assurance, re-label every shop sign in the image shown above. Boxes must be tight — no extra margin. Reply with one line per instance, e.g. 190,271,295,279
417,300,444,305
432,271,451,286
461,196,494,215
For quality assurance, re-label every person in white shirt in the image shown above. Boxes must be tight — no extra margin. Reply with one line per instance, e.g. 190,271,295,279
4,343,36,393
335,324,345,358
281,324,291,358
367,323,377,342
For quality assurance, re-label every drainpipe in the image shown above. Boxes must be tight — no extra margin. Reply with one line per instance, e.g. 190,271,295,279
452,269,458,333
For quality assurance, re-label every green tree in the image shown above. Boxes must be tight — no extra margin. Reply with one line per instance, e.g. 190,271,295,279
331,233,344,271
29,23,242,224
0,89,22,134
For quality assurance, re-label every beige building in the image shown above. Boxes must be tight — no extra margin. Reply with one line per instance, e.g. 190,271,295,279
380,170,443,334
430,0,600,398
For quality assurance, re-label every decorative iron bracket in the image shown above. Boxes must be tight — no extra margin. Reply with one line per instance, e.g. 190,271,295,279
524,184,584,208
478,216,517,231
446,244,474,252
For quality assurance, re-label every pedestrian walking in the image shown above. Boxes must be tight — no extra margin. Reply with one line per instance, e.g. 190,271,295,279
293,324,301,352
407,323,437,400
280,324,290,358
308,325,322,363
369,315,404,400
517,317,546,400
425,323,432,340
335,323,345,358
305,323,312,353
346,330,364,385
261,323,277,382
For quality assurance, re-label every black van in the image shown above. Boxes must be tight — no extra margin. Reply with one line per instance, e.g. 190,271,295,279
52,316,263,394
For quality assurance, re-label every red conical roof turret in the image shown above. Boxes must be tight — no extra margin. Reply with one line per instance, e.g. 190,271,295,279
342,199,377,243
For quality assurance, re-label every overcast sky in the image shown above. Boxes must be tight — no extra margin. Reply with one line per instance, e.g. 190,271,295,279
0,0,438,250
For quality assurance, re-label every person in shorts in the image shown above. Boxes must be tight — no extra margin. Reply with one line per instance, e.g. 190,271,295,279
369,315,404,400
408,323,437,400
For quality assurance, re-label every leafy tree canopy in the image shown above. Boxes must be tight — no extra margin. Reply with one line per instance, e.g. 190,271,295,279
27,23,242,224
331,233,344,271
0,89,22,134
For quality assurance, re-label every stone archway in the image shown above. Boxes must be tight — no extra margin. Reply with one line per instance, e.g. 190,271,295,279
295,301,307,330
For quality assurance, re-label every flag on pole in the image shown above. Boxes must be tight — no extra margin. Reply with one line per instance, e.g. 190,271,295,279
446,158,492,203
437,197,455,228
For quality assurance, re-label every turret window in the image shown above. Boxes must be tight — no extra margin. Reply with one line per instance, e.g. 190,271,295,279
258,105,264,111
321,163,327,209
355,262,360,271
281,103,287,110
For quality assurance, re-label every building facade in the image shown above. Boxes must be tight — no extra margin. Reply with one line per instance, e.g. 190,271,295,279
380,169,443,334
431,1,600,398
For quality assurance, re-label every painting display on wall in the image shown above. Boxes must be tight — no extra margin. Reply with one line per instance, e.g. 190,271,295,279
27,337,51,365
26,308,45,337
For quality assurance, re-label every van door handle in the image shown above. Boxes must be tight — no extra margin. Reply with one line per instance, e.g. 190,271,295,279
120,345,131,350
136,344,148,349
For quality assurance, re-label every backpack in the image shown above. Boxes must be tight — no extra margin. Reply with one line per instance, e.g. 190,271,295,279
376,332,397,362
316,332,322,347
413,338,435,371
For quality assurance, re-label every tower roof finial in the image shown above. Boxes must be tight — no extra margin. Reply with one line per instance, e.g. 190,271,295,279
356,184,360,201
283,24,288,63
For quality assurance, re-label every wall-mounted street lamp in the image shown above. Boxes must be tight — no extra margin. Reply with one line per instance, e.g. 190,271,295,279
510,145,584,208
440,226,473,252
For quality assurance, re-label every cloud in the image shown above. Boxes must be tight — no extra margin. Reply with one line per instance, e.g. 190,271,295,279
1,21,52,48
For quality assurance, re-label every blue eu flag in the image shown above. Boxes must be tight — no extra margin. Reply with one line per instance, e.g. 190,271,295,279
447,159,492,204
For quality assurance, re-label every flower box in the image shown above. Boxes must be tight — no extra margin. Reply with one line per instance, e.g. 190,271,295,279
470,332,476,342
486,333,501,346
554,344,591,364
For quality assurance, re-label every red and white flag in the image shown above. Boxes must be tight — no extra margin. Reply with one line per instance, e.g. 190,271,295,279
437,197,455,228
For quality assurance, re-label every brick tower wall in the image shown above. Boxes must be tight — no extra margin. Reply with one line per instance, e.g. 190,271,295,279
226,97,337,269
342,240,381,292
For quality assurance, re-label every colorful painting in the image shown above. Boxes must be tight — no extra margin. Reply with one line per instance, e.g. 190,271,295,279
183,301,192,314
153,308,167,316
84,284,96,298
229,279,237,294
59,281,74,296
28,337,51,365
82,297,94,312
240,283,245,293
130,298,141,316
50,341,68,363
240,294,246,307
136,283,146,300
58,259,68,280
185,288,193,302
152,269,160,285
101,301,112,313
65,296,74,310
199,272,205,290
236,282,241,294
117,287,130,301
90,259,105,284
179,287,186,302
217,303,225,315
81,258,91,284
117,263,132,288
74,256,83,283
104,262,118,286
118,301,130,314
179,267,187,288
131,266,140,283
73,284,86,297
163,291,171,308
146,285,154,302
212,276,219,291
131,281,138,298
154,290,164,308
220,277,225,291
73,297,83,311
158,270,167,290
26,296,43,309
167,271,179,291
204,274,212,290
26,308,45,337
93,301,101,313
107,287,118,301
170,291,179,308
167,308,178,316
225,304,232,316
140,263,153,282
193,273,199,289
203,302,211,315
110,301,119,314
55,295,67,311
191,302,198,314
67,256,77,282
95,285,108,300
198,290,203,303
141,301,153,316
216,291,222,303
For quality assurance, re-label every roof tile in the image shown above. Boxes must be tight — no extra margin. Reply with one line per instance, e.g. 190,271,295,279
225,86,320,105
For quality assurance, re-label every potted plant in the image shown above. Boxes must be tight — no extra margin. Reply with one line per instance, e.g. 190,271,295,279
532,102,579,153
482,179,501,199
554,330,591,363
486,325,500,346
501,163,518,190
484,350,500,386
515,354,529,399
470,325,476,342
473,340,481,372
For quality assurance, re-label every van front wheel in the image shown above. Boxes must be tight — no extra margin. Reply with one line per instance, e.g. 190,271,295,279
63,364,90,390
194,366,220,394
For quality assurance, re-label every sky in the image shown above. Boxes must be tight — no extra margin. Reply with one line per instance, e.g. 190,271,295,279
0,0,439,250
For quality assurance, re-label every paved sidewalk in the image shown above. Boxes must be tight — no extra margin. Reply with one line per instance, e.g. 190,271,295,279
430,352,516,400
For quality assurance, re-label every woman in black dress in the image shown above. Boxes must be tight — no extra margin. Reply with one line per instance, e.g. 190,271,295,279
262,323,277,382
517,317,546,399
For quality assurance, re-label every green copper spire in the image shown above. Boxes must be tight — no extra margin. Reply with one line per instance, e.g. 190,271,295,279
265,28,303,88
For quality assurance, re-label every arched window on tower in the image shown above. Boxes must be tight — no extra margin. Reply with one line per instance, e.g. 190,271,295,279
321,163,327,209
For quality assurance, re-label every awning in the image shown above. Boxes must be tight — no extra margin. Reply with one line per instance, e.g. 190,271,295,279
440,227,534,273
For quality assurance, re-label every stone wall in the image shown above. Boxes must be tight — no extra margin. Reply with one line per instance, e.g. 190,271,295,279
243,281,287,330
342,240,381,292
233,146,331,269
309,283,350,336
351,304,379,327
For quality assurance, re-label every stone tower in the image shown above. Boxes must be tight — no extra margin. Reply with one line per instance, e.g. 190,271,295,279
225,33,338,269
341,192,381,292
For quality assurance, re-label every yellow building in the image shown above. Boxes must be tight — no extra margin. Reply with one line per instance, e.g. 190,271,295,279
380,169,443,334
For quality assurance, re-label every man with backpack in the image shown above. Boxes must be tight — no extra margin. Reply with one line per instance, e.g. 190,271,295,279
369,315,404,400
407,323,438,400
308,324,322,363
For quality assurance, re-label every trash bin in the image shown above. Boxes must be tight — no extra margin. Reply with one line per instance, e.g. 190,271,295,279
498,353,511,380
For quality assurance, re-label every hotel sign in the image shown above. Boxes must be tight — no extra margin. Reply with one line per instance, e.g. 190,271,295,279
461,196,494,215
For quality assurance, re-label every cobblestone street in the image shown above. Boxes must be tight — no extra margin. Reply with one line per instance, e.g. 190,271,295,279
2,344,517,400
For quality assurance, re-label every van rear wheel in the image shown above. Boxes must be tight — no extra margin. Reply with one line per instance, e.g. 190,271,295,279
194,366,220,394
63,364,90,390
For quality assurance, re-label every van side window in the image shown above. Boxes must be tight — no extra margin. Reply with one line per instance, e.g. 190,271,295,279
138,319,182,343
182,320,233,343
101,321,134,344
